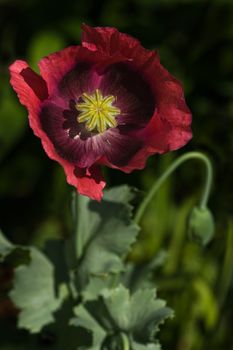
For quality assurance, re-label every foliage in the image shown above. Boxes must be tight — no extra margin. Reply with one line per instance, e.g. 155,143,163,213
72,285,172,350
0,187,172,349
72,186,139,294
0,231,63,333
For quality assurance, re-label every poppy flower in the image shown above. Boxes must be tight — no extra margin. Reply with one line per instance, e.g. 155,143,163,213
9,24,192,201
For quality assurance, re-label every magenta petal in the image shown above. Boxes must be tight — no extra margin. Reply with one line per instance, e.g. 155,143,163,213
99,63,155,128
38,45,103,96
40,100,104,167
57,63,102,101
100,128,142,167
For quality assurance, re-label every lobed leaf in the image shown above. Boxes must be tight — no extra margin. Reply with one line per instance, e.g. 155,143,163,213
71,304,105,350
9,247,63,333
74,186,139,293
73,284,173,349
0,231,63,334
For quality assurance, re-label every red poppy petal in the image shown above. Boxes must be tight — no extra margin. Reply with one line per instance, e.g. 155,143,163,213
9,60,104,199
101,145,155,173
38,45,97,95
9,60,49,140
140,111,192,154
81,24,141,56
81,24,160,75
81,25,192,153
74,166,106,201
9,60,48,110
137,60,192,152
144,108,192,154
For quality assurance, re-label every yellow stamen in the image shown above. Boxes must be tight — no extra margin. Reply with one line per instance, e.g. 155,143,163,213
76,89,120,133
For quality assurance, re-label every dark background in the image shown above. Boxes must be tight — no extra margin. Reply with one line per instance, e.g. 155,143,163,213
0,0,233,349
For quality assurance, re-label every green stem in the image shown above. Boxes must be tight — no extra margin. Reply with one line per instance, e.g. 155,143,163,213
64,191,81,271
121,333,130,350
74,192,83,259
218,220,233,307
134,152,213,225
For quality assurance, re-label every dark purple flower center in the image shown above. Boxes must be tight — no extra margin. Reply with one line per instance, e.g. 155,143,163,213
39,62,155,167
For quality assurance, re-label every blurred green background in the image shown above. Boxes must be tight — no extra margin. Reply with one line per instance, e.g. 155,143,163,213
0,0,233,349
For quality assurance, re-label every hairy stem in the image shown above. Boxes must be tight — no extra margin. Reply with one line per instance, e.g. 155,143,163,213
134,152,213,225
121,333,130,350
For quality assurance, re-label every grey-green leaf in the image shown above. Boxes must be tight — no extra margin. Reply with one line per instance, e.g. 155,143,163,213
74,186,139,293
0,231,62,333
72,304,106,350
82,275,116,302
99,286,173,338
74,285,173,349
9,247,62,333
129,289,172,342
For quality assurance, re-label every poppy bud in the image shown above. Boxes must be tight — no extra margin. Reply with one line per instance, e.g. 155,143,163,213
187,206,214,246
